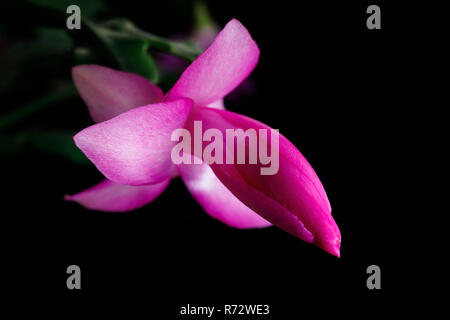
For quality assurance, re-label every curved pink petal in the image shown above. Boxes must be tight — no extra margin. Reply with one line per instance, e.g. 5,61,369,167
186,107,341,257
72,64,164,123
165,19,260,106
65,178,169,212
177,159,271,229
74,99,193,186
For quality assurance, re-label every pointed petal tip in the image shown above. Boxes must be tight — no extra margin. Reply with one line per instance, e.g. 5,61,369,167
165,18,260,105
71,65,87,83
227,18,243,29
226,18,260,50
71,64,92,77
329,242,341,259
64,179,170,212
317,236,341,258
71,64,81,73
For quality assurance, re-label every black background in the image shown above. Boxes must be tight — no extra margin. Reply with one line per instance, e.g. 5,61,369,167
2,0,447,316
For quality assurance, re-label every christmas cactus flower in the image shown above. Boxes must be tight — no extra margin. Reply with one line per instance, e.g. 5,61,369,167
65,19,341,257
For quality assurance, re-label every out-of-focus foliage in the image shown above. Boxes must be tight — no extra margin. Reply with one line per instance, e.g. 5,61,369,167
0,0,208,165
0,27,74,94
29,0,109,19
0,130,89,165
84,20,160,83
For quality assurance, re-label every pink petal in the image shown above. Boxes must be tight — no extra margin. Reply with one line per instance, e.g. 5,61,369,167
65,178,169,212
165,19,260,106
206,99,225,110
186,107,341,257
74,99,193,185
177,159,271,229
72,64,164,123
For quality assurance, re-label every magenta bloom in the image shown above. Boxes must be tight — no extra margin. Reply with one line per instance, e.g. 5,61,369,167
66,19,341,257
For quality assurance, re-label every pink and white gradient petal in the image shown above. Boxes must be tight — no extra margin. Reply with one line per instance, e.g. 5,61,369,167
178,159,271,229
165,19,260,107
65,178,169,212
72,64,164,123
74,99,193,186
187,107,340,257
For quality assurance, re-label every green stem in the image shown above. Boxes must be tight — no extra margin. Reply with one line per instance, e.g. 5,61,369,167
104,18,203,62
135,31,201,62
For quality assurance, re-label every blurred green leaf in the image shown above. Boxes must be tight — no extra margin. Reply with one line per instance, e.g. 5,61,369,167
0,83,77,131
0,27,74,93
28,0,109,19
1,1,205,132
6,3,200,82
85,21,159,83
31,27,74,56
193,0,216,29
0,130,90,165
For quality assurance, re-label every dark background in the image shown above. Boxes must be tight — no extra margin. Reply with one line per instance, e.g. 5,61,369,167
2,0,447,316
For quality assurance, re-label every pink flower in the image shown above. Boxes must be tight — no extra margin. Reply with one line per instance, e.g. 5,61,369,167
65,19,341,257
